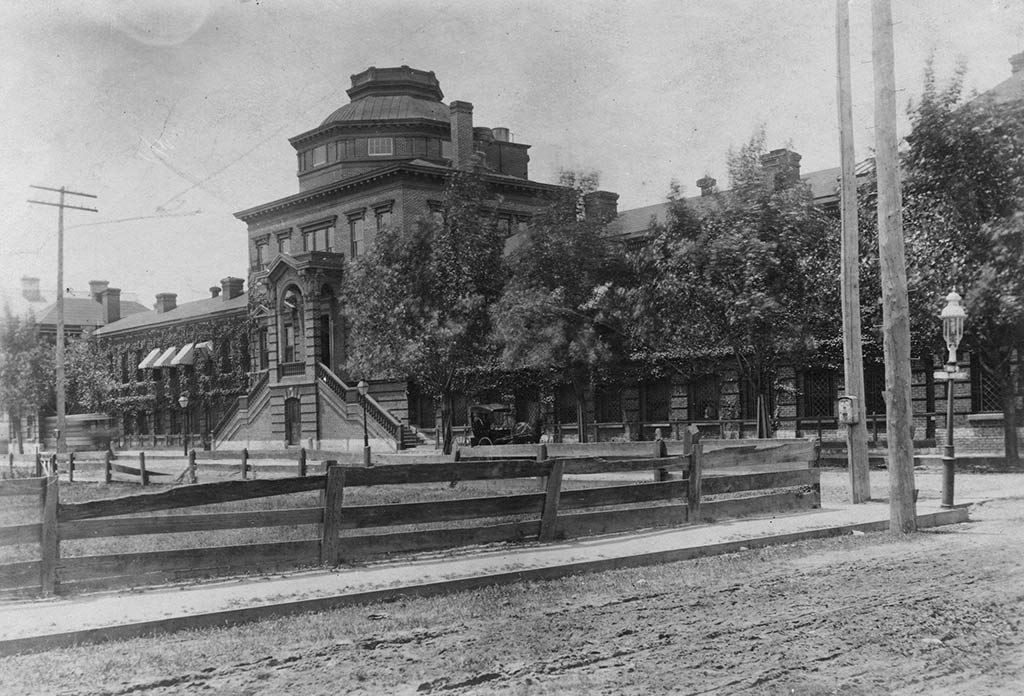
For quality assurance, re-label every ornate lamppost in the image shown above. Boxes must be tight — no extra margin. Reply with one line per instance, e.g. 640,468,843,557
177,393,190,457
357,379,370,466
939,290,966,509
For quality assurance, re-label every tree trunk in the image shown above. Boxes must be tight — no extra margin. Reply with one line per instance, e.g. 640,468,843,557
999,357,1020,468
440,391,454,455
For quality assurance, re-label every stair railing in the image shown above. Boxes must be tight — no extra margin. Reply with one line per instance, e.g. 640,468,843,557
316,362,404,448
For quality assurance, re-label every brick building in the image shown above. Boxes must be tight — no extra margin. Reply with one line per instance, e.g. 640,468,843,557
226,65,564,450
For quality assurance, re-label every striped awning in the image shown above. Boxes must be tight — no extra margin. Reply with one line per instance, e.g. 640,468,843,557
152,346,178,369
137,348,162,370
170,343,196,366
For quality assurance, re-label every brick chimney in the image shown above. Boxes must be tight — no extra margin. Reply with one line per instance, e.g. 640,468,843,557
154,293,177,313
20,277,43,302
101,287,121,324
697,176,717,197
449,100,474,171
760,148,802,190
1011,51,1024,75
210,286,221,299
220,276,244,301
88,280,109,302
583,190,620,223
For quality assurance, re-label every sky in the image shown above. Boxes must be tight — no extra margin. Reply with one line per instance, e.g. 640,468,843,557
1,0,1022,307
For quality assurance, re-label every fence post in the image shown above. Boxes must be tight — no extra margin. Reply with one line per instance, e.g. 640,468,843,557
68,452,75,483
241,448,249,480
8,452,13,476
536,442,547,490
299,447,307,477
539,458,564,542
687,437,703,524
40,475,59,595
104,450,112,484
35,452,42,477
139,452,148,486
50,454,57,477
320,463,345,565
654,436,667,482
188,449,197,484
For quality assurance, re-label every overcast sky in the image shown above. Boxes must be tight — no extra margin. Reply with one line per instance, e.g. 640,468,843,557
1,0,1022,306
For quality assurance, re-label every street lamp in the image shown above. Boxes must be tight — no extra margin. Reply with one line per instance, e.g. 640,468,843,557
939,289,967,509
177,393,190,457
357,379,370,466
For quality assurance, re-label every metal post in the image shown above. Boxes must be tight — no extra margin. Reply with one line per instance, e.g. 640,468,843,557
942,376,955,508
361,397,371,466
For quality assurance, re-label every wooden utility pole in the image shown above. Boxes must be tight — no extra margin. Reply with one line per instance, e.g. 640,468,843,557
871,0,916,533
28,185,98,455
835,0,872,503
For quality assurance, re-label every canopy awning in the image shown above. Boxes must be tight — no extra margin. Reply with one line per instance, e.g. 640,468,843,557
169,340,214,367
137,348,162,370
152,346,178,369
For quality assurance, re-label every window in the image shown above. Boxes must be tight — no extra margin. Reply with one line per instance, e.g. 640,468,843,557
169,409,179,435
798,369,838,418
375,208,393,232
970,353,1002,413
258,327,269,370
367,137,393,156
593,384,621,423
864,363,886,416
516,218,530,234
121,354,129,383
641,380,672,422
311,144,327,167
303,225,334,253
276,232,291,254
219,341,231,373
281,287,303,364
153,410,164,435
688,375,720,421
496,217,512,237
134,350,144,381
349,214,365,257
255,240,269,269
554,383,577,424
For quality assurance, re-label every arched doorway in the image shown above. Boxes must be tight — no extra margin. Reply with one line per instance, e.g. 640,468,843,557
284,397,301,445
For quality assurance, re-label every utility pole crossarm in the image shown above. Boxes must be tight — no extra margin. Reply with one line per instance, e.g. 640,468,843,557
27,199,99,213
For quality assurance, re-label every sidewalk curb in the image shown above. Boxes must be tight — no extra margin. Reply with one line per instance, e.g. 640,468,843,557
0,506,969,656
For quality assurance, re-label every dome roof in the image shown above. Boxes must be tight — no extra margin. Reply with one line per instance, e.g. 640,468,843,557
321,94,450,126
320,65,449,127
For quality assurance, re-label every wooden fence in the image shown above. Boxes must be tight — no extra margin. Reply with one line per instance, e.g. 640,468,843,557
0,438,819,596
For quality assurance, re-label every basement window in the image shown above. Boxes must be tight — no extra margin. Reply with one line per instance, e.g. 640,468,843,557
368,137,393,156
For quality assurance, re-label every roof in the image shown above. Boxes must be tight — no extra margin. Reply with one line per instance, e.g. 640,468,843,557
321,94,450,127
36,297,148,329
978,70,1024,105
93,293,248,337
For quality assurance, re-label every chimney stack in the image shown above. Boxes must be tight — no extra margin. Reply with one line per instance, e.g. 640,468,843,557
89,280,109,303
583,190,620,223
697,176,717,197
101,288,121,324
1011,51,1024,75
154,293,177,314
220,276,244,301
760,148,802,190
210,286,222,299
449,100,474,171
20,277,43,302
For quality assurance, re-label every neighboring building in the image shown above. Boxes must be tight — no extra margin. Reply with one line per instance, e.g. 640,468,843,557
225,65,565,450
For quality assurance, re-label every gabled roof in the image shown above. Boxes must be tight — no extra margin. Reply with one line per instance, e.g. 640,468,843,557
93,293,248,337
36,297,148,329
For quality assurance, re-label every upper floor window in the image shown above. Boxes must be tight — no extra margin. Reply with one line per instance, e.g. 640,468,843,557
368,137,393,156
255,240,270,269
496,217,512,238
311,144,327,167
276,232,291,254
349,214,366,257
303,225,334,253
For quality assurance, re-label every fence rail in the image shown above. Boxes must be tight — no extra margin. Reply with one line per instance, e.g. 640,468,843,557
0,436,820,596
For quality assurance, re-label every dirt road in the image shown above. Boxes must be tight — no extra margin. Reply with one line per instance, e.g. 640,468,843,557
4,495,1023,695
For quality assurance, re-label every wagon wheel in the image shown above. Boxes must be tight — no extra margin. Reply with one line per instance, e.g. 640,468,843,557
477,437,493,447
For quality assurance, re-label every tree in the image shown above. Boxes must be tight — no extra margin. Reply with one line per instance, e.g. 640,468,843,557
900,61,1024,465
63,338,118,415
343,171,505,454
0,308,52,453
635,131,841,436
492,174,631,442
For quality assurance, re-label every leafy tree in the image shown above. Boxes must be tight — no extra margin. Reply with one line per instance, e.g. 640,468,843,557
900,61,1024,464
0,308,52,453
343,171,505,453
635,131,840,436
492,175,632,442
63,338,118,415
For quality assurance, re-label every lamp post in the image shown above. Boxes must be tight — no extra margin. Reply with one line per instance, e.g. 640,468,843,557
177,393,190,457
940,289,966,509
357,380,370,466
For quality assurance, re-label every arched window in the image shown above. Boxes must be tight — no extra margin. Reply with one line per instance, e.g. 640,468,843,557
280,286,304,364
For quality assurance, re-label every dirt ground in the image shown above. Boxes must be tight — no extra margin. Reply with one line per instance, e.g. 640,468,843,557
4,493,1024,695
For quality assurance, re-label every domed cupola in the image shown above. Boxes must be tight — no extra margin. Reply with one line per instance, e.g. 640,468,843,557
320,66,449,126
